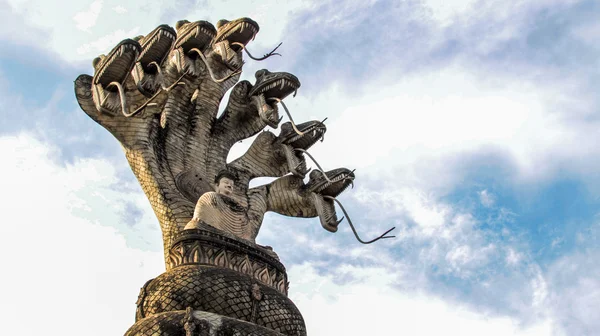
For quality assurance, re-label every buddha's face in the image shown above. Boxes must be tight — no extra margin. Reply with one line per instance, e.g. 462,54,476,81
216,177,234,196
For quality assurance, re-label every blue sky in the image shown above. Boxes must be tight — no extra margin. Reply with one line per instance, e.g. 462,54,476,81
1,0,599,335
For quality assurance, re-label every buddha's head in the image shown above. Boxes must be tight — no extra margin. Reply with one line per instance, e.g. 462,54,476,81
214,170,237,196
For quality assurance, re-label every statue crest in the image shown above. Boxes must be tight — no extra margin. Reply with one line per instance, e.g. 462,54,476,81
74,17,394,264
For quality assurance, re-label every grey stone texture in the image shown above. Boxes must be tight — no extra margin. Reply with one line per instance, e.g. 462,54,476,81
74,16,359,335
132,227,306,335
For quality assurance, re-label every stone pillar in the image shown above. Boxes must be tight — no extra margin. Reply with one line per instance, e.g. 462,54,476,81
125,223,306,336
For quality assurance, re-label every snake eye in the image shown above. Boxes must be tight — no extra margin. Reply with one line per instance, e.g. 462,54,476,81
255,69,267,80
92,55,104,69
280,122,292,133
216,19,229,29
175,20,189,30
309,170,320,180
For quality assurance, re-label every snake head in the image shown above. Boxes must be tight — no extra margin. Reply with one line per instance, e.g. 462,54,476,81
209,18,259,71
305,168,355,232
174,20,216,52
280,121,326,148
132,24,177,97
278,121,327,177
170,20,216,76
210,40,243,71
248,69,300,128
91,39,141,115
214,17,259,52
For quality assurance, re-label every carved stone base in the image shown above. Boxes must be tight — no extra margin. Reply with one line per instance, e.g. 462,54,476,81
168,224,289,295
126,310,287,336
129,226,306,336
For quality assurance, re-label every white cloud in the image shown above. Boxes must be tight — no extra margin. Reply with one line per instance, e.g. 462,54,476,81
0,76,595,335
0,132,557,335
531,267,549,309
572,20,600,46
76,27,141,55
420,0,479,26
286,62,600,197
421,0,580,32
354,187,449,232
350,186,499,279
288,262,553,336
0,133,164,335
2,1,599,334
479,189,496,207
113,5,127,14
73,0,104,32
506,247,523,266
2,0,311,62
5,1,599,196
545,250,600,335
0,0,48,47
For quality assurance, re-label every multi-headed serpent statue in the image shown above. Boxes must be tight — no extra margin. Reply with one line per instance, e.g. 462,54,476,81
75,17,394,336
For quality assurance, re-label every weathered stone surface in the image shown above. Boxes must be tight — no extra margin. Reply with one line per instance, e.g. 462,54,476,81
136,266,305,335
126,310,287,336
74,16,365,336
74,17,355,263
133,228,305,336
167,226,288,294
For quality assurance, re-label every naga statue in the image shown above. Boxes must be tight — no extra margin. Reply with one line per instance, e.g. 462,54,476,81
75,17,393,336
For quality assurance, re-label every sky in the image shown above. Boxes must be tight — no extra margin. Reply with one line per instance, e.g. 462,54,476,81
0,0,598,335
